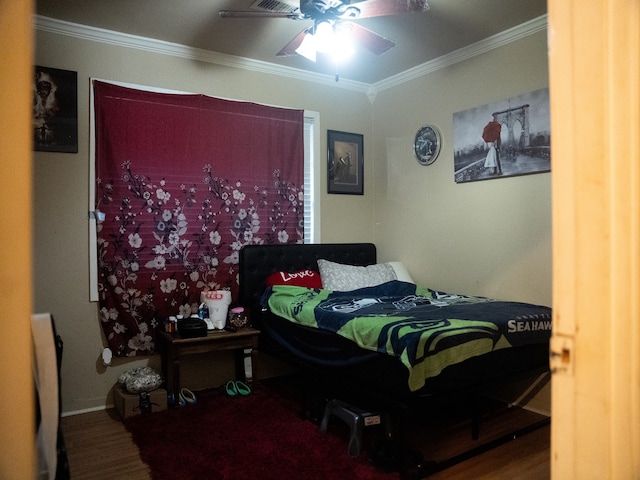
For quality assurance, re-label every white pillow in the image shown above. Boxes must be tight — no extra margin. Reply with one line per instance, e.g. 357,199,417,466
317,259,395,291
317,259,414,291
387,261,415,283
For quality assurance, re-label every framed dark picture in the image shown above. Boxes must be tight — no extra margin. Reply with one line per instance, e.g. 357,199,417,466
327,130,363,195
33,66,78,153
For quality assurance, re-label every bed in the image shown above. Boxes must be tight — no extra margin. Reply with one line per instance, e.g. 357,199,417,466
239,243,551,476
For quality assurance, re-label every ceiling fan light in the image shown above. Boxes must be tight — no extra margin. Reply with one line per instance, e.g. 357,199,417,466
331,43,355,63
295,32,317,62
314,21,335,53
331,27,354,62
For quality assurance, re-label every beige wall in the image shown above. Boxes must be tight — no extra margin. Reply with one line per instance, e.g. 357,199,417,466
373,30,550,306
34,24,550,415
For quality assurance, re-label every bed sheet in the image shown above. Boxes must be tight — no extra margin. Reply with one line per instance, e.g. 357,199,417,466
263,280,552,392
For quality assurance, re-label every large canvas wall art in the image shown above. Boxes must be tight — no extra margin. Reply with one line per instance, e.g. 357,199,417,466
452,88,550,183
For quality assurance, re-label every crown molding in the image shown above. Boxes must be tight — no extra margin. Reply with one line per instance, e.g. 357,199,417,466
34,14,547,97
372,14,548,93
34,15,370,94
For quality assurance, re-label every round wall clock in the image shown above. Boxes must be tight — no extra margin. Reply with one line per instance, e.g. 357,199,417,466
414,125,442,166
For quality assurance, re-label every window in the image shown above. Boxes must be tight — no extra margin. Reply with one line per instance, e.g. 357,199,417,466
304,112,320,244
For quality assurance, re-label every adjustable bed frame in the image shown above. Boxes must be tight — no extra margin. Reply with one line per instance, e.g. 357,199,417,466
239,242,550,478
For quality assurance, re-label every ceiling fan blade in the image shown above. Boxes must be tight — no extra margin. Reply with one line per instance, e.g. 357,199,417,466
348,22,395,55
344,0,430,19
276,29,310,57
219,10,304,19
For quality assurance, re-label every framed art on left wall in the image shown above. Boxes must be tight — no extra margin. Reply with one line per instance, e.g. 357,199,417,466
327,130,363,195
33,66,78,153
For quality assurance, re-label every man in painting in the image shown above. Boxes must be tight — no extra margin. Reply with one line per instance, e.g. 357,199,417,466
482,115,502,175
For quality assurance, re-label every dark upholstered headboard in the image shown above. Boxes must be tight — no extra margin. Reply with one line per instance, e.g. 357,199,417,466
239,243,376,319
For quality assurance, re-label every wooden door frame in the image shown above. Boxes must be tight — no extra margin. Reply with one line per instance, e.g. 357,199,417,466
549,1,640,477
0,1,35,478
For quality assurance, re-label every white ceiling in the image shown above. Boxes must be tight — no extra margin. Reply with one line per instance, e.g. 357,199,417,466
35,0,547,84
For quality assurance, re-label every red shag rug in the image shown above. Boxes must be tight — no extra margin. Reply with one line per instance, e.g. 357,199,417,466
124,379,397,480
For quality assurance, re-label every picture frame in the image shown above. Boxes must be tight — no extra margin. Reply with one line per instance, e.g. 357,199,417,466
452,87,550,183
33,66,78,153
327,130,364,195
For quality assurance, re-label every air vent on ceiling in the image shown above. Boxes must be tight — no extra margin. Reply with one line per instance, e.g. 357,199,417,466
250,0,300,13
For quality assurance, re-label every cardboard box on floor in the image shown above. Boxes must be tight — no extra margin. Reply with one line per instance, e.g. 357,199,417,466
113,384,167,419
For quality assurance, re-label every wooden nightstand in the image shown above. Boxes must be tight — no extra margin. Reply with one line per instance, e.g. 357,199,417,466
157,327,259,398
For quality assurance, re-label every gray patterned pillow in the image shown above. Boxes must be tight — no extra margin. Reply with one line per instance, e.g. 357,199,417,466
118,366,163,393
317,259,397,291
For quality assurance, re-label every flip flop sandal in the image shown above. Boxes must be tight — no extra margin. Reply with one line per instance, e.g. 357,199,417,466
234,380,251,396
225,380,238,396
180,388,197,405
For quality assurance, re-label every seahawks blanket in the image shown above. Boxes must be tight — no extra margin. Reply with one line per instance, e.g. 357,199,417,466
264,281,551,392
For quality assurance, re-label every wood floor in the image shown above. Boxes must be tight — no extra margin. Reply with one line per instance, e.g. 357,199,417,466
61,391,550,479
61,408,150,480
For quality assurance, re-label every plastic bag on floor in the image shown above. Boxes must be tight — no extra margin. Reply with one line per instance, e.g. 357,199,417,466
118,366,163,393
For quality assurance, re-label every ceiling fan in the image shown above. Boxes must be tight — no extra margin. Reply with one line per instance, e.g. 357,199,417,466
219,0,430,62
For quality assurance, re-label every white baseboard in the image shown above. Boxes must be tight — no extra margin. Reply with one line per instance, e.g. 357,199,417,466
61,404,111,417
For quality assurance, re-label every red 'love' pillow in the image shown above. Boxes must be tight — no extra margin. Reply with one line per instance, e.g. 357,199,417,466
265,269,322,289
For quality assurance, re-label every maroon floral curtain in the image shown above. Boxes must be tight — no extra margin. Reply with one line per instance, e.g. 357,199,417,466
93,81,304,356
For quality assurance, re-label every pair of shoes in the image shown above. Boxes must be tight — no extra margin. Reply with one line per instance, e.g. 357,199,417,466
167,391,187,408
225,380,251,396
177,388,197,407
